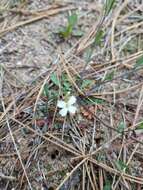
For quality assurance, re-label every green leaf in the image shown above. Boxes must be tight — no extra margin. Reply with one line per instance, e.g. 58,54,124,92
103,181,112,190
68,13,78,27
50,73,60,86
105,0,115,15
134,55,143,68
136,121,143,130
60,25,72,38
115,160,128,171
63,81,71,91
104,71,114,81
43,83,49,97
117,121,125,133
61,74,72,93
49,89,59,99
94,30,104,46
61,73,70,83
85,97,105,105
59,13,78,39
81,79,94,90
84,30,104,63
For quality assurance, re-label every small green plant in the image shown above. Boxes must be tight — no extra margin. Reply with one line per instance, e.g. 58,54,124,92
82,97,105,105
58,170,67,178
115,160,128,171
59,12,78,39
43,83,49,97
94,29,104,46
84,29,104,63
46,164,52,171
104,70,114,81
104,0,116,15
43,73,73,100
134,55,143,68
124,40,138,53
117,121,126,133
136,121,143,130
61,74,72,94
43,83,59,101
80,79,94,90
50,72,60,87
103,180,112,190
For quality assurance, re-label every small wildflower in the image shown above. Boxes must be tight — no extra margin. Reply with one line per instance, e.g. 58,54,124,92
57,96,77,117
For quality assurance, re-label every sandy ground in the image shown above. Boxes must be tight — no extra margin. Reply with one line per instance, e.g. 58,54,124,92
0,0,143,190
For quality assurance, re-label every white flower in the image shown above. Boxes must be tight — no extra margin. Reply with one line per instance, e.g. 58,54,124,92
57,96,77,117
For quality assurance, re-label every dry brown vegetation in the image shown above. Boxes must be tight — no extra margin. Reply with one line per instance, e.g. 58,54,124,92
0,0,143,189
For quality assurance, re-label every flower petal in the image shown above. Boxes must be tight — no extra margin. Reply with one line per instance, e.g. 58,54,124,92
59,108,68,117
68,105,77,114
57,100,66,108
68,96,76,106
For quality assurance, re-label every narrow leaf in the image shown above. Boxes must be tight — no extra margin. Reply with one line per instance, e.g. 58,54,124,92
68,13,78,27
134,55,143,68
117,121,125,133
94,30,104,46
60,25,72,38
104,71,114,81
105,0,115,15
136,121,143,130
115,160,128,171
50,73,60,86
103,181,112,190
59,13,78,39
85,97,105,105
43,83,49,97
81,79,94,90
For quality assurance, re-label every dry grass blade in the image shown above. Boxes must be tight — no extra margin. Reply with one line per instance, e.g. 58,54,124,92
60,52,84,95
12,118,81,156
0,0,143,189
0,73,32,189
33,65,57,114
112,143,139,190
89,158,143,184
87,82,143,96
111,0,131,60
56,158,87,190
0,173,16,181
